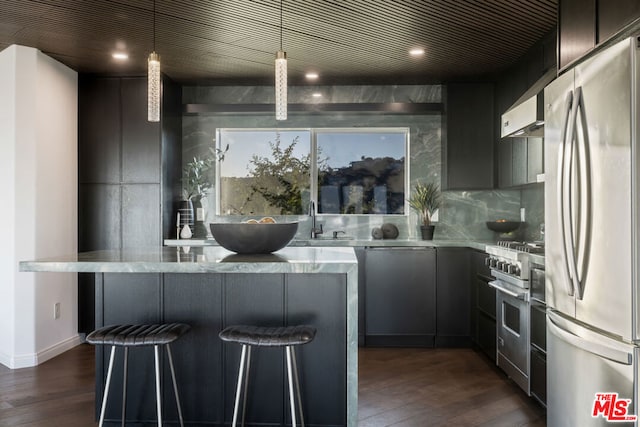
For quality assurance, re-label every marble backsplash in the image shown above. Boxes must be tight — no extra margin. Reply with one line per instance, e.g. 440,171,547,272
182,84,541,242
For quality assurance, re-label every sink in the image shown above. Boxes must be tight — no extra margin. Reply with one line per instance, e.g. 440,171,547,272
314,235,355,241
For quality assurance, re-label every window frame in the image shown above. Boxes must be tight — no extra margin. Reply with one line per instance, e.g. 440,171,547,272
215,127,410,217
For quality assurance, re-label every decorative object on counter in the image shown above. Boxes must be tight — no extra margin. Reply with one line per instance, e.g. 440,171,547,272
275,0,287,120
408,181,441,240
147,0,160,122
209,221,298,254
381,223,399,239
486,220,522,239
371,227,384,240
180,224,193,239
178,200,194,237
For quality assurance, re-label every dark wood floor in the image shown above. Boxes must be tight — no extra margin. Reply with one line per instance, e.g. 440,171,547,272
0,344,545,426
358,347,546,426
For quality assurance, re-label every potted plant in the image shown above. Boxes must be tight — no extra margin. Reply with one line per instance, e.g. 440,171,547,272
181,146,226,238
408,181,441,240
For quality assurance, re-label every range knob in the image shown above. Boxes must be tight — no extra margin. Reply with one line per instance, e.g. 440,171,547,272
502,262,511,273
496,261,505,270
507,264,517,274
489,258,498,268
484,257,491,267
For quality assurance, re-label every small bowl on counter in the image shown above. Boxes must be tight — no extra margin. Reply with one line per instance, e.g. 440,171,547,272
485,220,522,234
209,221,298,254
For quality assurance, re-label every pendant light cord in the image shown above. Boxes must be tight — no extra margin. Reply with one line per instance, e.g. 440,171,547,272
153,0,156,51
279,0,283,50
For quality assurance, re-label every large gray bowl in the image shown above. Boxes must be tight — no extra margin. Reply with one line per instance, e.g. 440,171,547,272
209,222,298,254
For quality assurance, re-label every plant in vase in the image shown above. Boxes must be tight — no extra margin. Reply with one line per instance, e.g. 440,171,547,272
181,145,228,238
408,181,441,240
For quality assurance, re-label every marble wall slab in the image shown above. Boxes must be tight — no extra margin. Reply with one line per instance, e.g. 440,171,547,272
182,84,525,241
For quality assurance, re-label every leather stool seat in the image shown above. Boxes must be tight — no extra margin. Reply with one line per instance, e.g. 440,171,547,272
219,325,316,347
87,323,190,347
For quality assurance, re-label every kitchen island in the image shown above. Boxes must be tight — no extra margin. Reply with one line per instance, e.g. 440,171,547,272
20,246,358,427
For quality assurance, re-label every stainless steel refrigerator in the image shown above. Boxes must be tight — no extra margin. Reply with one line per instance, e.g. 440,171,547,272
545,35,640,426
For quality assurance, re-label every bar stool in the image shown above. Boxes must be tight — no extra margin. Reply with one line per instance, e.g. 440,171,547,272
219,325,317,427
86,323,191,427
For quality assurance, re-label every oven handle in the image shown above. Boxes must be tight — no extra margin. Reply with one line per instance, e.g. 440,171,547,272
488,280,527,300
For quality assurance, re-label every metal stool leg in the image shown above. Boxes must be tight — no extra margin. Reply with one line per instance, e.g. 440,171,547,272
285,346,298,427
290,347,305,427
121,347,128,427
165,344,185,427
241,346,251,427
232,344,249,427
99,345,117,427
154,345,163,427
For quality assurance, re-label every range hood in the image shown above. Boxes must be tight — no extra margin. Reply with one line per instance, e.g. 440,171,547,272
501,68,556,138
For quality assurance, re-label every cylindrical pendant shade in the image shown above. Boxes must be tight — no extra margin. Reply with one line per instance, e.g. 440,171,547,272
275,50,287,121
148,51,161,122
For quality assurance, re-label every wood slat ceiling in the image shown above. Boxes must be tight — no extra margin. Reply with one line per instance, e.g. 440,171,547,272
0,0,557,84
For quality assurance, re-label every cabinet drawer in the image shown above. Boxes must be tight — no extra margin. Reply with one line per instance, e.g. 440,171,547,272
477,311,496,362
530,301,547,352
531,346,547,406
477,278,496,318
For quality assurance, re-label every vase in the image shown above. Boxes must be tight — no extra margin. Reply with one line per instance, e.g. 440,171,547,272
178,200,194,239
191,199,208,239
420,225,435,240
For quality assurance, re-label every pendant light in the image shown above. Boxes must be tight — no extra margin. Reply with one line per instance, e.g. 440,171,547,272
275,0,287,120
147,0,160,122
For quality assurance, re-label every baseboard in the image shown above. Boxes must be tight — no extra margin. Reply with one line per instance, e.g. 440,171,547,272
2,335,82,369
365,334,436,347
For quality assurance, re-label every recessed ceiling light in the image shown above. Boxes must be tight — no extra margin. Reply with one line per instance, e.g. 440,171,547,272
409,48,425,56
112,52,129,60
305,72,319,80
312,93,322,98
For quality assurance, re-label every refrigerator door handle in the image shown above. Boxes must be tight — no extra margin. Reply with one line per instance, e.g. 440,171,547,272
573,87,591,300
548,311,632,365
563,88,582,298
558,90,576,296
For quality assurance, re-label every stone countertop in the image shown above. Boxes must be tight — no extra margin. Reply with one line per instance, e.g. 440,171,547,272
164,238,494,252
19,246,358,274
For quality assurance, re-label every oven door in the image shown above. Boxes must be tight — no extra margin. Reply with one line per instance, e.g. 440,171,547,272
489,279,530,395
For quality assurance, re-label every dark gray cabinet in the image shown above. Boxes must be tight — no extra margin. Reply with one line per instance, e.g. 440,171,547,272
470,250,496,362
364,247,436,347
559,0,596,69
498,137,543,188
560,0,640,71
78,76,182,333
78,76,179,251
435,247,471,347
598,0,640,42
95,272,347,426
443,83,495,190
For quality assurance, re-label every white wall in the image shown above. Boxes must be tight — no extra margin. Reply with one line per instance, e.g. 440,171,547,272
0,45,79,369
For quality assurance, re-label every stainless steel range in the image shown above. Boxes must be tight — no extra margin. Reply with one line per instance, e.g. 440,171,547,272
485,241,544,396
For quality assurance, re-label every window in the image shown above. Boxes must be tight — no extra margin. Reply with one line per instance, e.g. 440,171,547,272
316,129,406,214
217,127,408,216
217,129,311,215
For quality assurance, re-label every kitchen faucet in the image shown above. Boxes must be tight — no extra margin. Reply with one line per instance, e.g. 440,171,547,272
308,201,323,238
